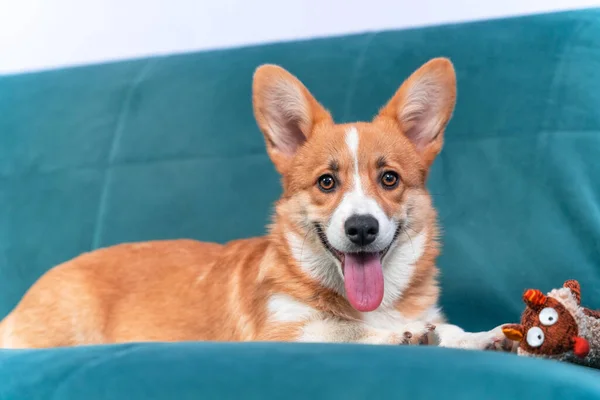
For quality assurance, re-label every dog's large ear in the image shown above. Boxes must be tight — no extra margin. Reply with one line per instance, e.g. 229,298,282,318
376,58,456,169
253,65,333,174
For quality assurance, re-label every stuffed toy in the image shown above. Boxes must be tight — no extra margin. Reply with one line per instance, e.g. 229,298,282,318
502,279,600,369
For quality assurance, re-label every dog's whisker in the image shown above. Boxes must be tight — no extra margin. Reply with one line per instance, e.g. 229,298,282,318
299,229,311,261
404,225,420,236
402,227,417,263
298,222,319,261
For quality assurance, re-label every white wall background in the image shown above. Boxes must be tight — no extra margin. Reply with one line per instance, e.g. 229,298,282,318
1,0,599,74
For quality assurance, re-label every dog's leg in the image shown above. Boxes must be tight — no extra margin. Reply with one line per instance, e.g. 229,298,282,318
434,323,516,351
262,318,436,345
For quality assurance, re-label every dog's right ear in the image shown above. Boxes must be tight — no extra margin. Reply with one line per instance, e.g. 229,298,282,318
375,58,456,170
252,65,332,174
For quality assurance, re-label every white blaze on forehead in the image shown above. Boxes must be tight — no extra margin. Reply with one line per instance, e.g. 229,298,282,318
346,126,361,189
325,126,396,252
345,127,368,204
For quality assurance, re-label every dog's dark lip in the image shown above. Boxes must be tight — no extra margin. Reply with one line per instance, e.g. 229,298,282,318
314,223,343,261
382,225,402,258
313,223,402,264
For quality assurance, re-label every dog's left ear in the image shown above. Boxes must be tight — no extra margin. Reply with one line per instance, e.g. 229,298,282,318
376,58,456,169
252,64,333,174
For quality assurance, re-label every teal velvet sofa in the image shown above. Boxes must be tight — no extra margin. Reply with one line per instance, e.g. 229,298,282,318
2,8,600,399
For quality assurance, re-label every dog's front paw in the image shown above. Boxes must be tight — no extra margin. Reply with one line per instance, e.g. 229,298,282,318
364,323,437,345
484,325,519,352
399,322,438,345
446,325,518,352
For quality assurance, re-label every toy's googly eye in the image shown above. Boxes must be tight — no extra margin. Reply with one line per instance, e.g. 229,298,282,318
526,327,544,348
539,307,558,326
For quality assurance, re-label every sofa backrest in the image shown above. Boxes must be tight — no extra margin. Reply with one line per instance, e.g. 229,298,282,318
1,9,600,330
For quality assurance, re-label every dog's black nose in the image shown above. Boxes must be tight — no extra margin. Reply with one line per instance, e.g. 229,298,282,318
345,215,379,246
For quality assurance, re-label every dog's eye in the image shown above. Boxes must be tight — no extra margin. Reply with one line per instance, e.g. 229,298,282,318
381,171,399,189
318,174,336,192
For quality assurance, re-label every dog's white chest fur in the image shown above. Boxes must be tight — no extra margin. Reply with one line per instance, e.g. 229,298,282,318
267,294,320,323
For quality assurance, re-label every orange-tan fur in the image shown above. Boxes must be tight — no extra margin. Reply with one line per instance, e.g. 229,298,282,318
0,58,513,349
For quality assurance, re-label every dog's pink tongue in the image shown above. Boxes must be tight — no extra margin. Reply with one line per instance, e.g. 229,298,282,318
343,253,384,312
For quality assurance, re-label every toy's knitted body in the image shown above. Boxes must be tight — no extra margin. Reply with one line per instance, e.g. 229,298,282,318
502,280,600,369
566,309,600,367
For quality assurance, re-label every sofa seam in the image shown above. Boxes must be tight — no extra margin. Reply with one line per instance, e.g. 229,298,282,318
91,60,157,249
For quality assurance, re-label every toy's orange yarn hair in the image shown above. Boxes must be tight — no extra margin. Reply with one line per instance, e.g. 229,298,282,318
523,289,546,309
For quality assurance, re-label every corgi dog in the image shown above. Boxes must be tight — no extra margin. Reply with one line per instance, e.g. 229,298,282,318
0,58,512,350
